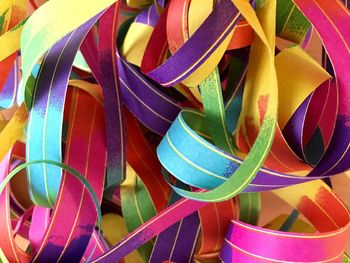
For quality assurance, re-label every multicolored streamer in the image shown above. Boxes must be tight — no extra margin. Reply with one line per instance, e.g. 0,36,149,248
0,0,349,262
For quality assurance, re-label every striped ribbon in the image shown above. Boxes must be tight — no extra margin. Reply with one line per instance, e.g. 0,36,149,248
0,0,349,262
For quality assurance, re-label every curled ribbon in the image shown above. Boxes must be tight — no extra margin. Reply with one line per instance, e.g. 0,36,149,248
0,0,349,262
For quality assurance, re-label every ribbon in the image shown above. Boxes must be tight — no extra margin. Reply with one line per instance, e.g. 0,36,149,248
0,0,349,262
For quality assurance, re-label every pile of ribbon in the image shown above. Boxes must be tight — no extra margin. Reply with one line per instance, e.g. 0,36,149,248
0,0,349,262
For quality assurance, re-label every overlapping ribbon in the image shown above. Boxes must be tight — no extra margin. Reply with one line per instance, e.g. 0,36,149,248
0,0,349,262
